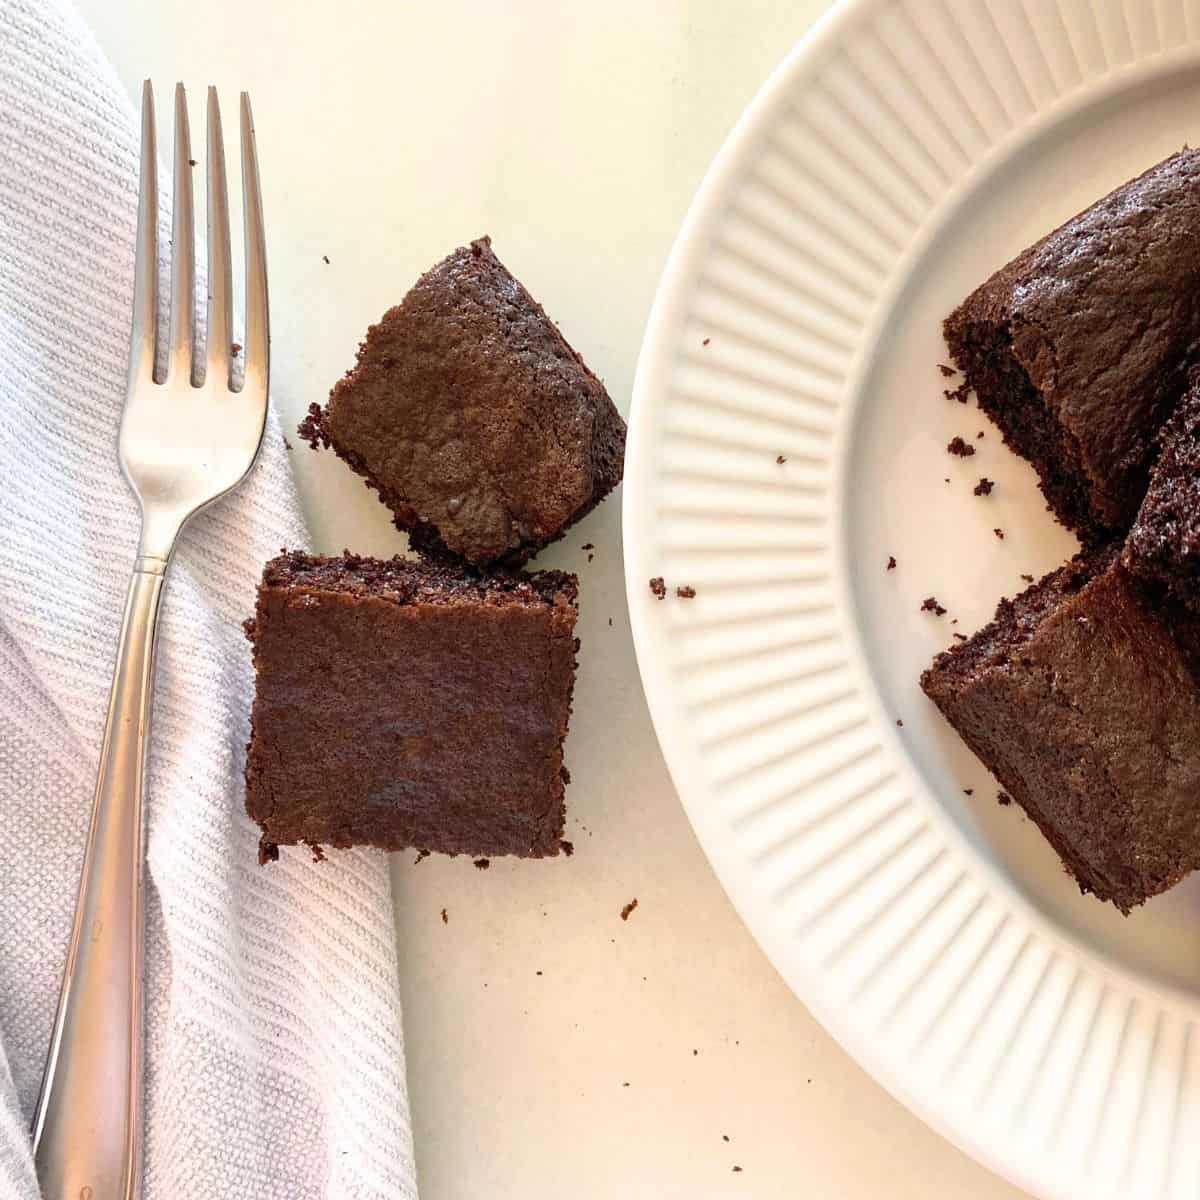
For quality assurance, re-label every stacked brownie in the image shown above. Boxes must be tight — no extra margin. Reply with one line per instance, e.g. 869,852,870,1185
925,150,1200,911
245,239,625,863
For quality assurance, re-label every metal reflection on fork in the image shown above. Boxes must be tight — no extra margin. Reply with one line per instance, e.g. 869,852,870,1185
30,81,269,1200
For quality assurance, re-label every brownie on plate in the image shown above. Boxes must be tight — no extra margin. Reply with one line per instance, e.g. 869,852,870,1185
944,148,1200,539
244,551,578,862
300,236,626,566
1124,376,1200,608
920,545,1200,913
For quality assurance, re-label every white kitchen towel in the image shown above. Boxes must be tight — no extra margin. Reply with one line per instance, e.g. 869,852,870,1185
0,2,418,1197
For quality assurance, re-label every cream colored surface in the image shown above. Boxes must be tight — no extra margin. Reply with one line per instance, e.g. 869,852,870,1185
73,2,1028,1196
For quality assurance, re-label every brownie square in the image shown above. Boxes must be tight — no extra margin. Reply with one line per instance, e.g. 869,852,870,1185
300,236,626,566
1124,376,1200,607
244,552,579,861
921,546,1200,912
944,148,1200,539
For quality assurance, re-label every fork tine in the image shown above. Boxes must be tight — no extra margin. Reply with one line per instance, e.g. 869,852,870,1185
130,80,158,385
167,82,196,385
205,88,233,389
239,91,269,398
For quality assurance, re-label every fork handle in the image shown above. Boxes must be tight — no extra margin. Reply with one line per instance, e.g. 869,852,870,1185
32,554,167,1200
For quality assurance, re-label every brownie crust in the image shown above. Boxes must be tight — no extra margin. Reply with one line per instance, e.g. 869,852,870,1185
244,552,579,861
1124,376,1200,607
921,547,1200,913
944,148,1200,537
301,237,626,566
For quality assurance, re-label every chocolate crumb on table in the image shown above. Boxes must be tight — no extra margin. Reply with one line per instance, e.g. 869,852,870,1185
649,576,666,599
964,788,974,795
440,908,448,924
994,528,1005,540
322,254,330,264
947,436,976,457
581,543,594,551
620,898,638,921
938,363,956,377
733,1166,743,1174
887,555,897,571
676,586,697,599
974,477,995,496
921,596,947,616
776,454,787,464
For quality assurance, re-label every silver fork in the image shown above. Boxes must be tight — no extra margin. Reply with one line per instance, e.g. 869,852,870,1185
30,80,269,1200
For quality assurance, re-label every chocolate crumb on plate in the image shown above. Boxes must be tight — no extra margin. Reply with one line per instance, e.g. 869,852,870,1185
921,596,947,616
953,632,967,641
1021,573,1035,583
776,454,787,464
994,528,1005,540
702,337,711,346
676,586,697,599
947,436,976,457
620,898,638,921
560,839,574,856
938,363,957,377
975,477,995,496
440,908,448,924
413,849,430,865
649,577,666,600
896,719,903,727
964,788,974,795
322,254,330,264
887,555,897,571
581,543,594,551
474,858,490,870
997,792,1013,807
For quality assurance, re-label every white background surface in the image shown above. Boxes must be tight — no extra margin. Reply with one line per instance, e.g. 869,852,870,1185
73,2,1030,1196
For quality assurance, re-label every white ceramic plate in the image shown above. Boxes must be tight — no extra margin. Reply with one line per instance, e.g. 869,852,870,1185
623,3,1200,1197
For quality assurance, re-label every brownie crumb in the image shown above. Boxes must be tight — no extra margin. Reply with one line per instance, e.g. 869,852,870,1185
608,617,613,626
308,843,326,863
298,401,330,450
440,908,448,924
282,435,293,452
951,618,958,624
993,527,1005,540
722,1135,730,1143
258,841,280,865
776,454,787,464
997,792,1013,807
413,849,430,865
947,436,976,457
620,898,638,921
581,543,594,551
702,337,711,346
952,632,967,641
474,858,490,870
733,1166,743,1174
187,157,197,167
921,596,947,616
886,555,897,571
676,586,697,599
977,431,985,439
944,382,971,403
560,839,574,856
938,363,956,378
322,254,330,264
1020,573,1035,583
974,477,995,496
964,788,974,795
231,342,242,356
896,719,903,727
587,553,594,562
649,577,666,600
944,478,951,484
